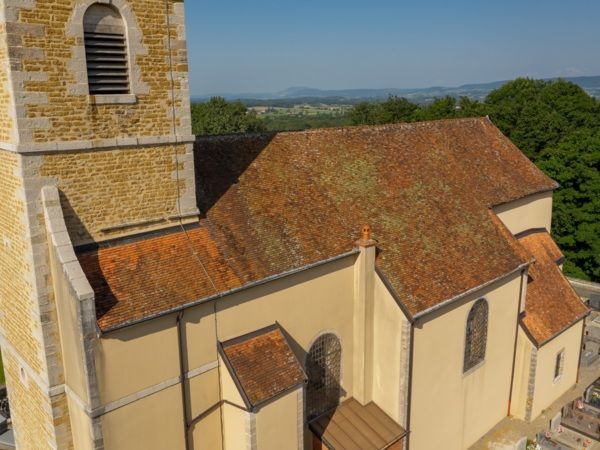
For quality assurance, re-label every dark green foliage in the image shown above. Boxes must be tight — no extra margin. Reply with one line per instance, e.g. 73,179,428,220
416,96,460,121
486,78,600,160
376,96,419,124
347,101,379,125
348,96,418,125
191,97,266,136
537,129,600,281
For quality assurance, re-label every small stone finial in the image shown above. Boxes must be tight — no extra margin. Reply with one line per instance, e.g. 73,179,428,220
355,224,376,248
361,224,371,241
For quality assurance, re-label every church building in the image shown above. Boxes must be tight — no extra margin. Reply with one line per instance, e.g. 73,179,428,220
0,1,588,449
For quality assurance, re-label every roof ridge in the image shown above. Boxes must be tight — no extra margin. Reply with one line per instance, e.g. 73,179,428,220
195,116,490,142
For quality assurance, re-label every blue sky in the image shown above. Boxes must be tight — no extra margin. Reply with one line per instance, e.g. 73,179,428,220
184,1,600,96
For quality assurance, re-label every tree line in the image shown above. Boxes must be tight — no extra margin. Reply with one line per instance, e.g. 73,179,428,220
192,79,600,282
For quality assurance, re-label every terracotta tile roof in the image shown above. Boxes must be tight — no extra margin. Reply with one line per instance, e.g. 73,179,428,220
219,324,306,410
77,117,559,330
518,231,588,346
77,225,243,330
195,117,557,318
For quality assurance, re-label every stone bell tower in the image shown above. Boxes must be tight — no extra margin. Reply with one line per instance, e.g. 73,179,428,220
0,0,196,448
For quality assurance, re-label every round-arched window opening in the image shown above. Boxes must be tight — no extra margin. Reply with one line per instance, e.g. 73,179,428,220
83,4,130,95
464,298,488,372
306,333,342,421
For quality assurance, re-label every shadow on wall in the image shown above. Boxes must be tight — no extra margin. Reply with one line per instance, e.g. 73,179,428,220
193,133,276,214
59,189,94,246
60,188,119,321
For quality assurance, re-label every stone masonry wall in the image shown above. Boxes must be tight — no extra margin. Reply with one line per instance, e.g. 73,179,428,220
3,0,191,148
0,21,15,143
0,1,197,447
0,150,67,449
0,151,43,375
37,142,197,246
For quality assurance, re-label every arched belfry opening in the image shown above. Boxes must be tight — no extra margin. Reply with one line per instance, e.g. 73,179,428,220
306,333,342,421
83,4,130,95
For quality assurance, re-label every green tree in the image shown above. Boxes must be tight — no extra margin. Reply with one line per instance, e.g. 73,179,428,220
191,97,266,136
416,96,458,121
486,78,600,160
456,96,489,118
375,96,418,123
348,96,418,125
348,101,379,125
537,128,600,280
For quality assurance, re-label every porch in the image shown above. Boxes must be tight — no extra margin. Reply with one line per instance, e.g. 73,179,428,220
309,398,406,450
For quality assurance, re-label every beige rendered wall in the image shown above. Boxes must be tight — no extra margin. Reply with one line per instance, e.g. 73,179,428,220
256,388,302,450
48,237,88,403
101,384,185,450
220,354,250,450
47,229,97,449
93,255,355,450
95,315,181,405
510,327,534,420
215,256,356,398
494,191,553,235
96,307,223,449
372,273,408,424
190,406,222,450
410,271,522,450
67,395,94,450
530,321,583,420
186,369,223,450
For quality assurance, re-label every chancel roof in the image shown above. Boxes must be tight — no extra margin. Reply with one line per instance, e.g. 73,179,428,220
78,117,560,331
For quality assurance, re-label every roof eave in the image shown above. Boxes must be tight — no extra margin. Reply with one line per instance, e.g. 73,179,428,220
98,249,360,334
411,261,532,321
522,311,590,348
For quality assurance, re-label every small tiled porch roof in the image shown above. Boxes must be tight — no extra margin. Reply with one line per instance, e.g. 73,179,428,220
310,398,406,450
218,324,306,410
518,230,589,346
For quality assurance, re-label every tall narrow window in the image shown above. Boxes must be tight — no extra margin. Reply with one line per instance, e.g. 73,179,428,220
306,333,341,421
554,350,565,382
83,4,129,95
464,298,488,372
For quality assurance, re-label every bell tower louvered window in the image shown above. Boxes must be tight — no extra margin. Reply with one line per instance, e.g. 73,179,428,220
464,298,488,373
83,4,129,95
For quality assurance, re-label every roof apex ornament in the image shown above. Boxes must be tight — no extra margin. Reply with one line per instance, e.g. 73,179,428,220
362,224,371,241
356,224,376,248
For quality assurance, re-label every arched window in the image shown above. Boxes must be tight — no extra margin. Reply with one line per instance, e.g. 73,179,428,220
306,333,341,421
464,298,488,372
83,4,129,95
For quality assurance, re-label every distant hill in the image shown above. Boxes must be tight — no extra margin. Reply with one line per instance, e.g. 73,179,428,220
192,76,600,104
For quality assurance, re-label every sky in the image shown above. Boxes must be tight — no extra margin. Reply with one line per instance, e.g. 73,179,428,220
184,0,600,96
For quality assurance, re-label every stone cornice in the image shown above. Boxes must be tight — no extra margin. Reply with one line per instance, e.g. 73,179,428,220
0,134,196,154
